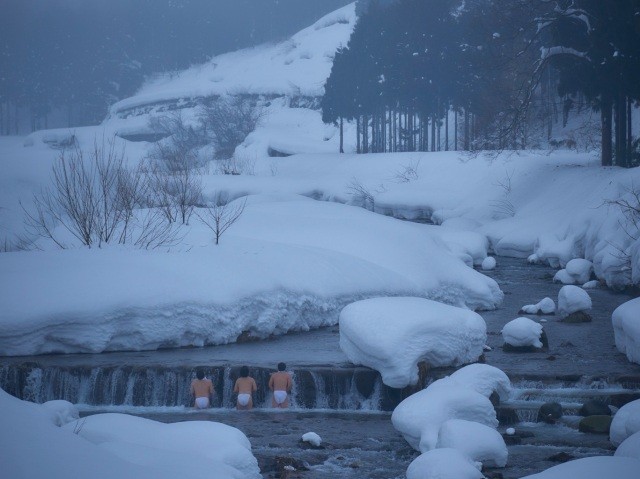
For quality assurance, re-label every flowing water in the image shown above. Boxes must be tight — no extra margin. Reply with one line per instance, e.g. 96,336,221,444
2,257,640,478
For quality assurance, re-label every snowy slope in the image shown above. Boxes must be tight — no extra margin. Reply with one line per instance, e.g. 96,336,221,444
108,3,356,117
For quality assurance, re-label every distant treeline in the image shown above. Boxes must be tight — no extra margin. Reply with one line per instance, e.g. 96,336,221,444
0,0,350,134
322,0,640,167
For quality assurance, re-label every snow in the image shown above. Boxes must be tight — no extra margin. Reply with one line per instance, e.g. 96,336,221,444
0,388,260,479
615,431,640,459
611,399,640,446
406,448,484,479
482,256,497,270
41,400,80,426
519,456,640,479
339,297,487,388
554,258,593,284
0,195,502,356
557,285,592,318
612,298,640,365
501,317,544,348
520,297,556,315
301,432,322,447
391,364,509,452
436,419,508,467
582,280,599,289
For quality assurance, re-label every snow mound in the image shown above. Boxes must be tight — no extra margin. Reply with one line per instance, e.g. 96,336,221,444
554,259,593,284
406,448,484,479
557,285,592,318
582,280,600,289
41,400,80,427
482,256,497,271
301,432,322,447
611,398,640,446
436,419,508,467
612,298,640,365
519,456,640,479
391,364,509,452
520,297,556,315
502,317,544,348
339,297,487,388
0,388,259,479
615,431,640,459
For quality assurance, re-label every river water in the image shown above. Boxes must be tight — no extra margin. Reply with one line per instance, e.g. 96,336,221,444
2,257,640,478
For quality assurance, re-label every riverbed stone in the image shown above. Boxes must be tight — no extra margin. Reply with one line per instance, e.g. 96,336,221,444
503,329,549,352
537,402,563,423
579,399,611,417
496,406,519,425
561,311,592,323
578,415,612,434
548,451,575,463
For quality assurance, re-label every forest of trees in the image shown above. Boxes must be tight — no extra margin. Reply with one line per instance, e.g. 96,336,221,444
0,0,350,134
322,0,640,167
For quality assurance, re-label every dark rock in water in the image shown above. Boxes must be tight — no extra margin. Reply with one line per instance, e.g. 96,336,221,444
503,330,549,352
578,415,612,434
354,369,378,398
546,355,556,361
561,311,592,323
548,451,575,463
496,407,519,426
236,330,260,343
299,439,326,450
579,399,611,417
260,455,309,478
482,471,504,479
609,393,640,409
489,391,501,407
503,434,521,445
537,402,563,423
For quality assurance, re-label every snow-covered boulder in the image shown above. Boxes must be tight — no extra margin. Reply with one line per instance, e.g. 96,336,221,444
557,285,592,318
406,448,484,479
391,364,509,452
520,297,556,315
615,431,640,459
612,298,640,365
582,280,599,289
301,432,322,447
481,256,497,271
41,400,80,426
339,297,487,388
502,317,544,349
611,399,640,446
554,259,594,285
436,419,508,467
519,456,640,479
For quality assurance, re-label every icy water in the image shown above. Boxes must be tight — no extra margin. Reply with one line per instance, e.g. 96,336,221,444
3,257,640,478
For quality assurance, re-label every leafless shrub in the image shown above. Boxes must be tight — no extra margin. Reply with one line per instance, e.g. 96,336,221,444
347,178,376,211
148,111,207,171
146,160,203,225
195,193,247,245
608,186,640,241
199,96,264,159
215,154,256,176
490,169,516,219
22,137,179,249
394,159,421,183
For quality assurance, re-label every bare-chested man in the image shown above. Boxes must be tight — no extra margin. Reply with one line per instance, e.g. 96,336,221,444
233,365,257,410
190,369,214,409
268,362,292,408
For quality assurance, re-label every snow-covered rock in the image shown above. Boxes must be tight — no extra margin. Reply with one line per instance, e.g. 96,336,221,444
553,269,575,284
41,400,80,427
554,259,594,284
520,297,556,315
583,280,600,289
481,256,497,271
519,456,640,479
611,399,640,446
391,364,509,452
339,297,487,388
301,432,322,447
612,298,640,365
436,419,508,467
0,388,260,479
557,285,592,318
501,317,544,349
406,448,484,479
615,431,640,459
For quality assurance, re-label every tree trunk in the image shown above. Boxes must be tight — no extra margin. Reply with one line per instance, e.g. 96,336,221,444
601,97,613,167
464,109,470,151
356,116,361,154
339,117,344,154
445,109,449,151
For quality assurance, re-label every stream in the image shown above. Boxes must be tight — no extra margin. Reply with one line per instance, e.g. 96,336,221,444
2,257,640,478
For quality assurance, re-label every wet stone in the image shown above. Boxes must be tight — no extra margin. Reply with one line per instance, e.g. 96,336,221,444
537,402,563,423
496,407,519,426
547,452,575,463
561,311,592,323
578,415,612,434
579,400,611,417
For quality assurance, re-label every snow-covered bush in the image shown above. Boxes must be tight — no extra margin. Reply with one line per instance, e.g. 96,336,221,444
554,258,593,284
557,285,592,318
436,419,508,467
406,448,484,479
502,317,544,348
339,297,487,388
612,298,640,365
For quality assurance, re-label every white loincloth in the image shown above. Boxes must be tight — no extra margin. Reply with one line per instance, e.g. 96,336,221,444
273,390,288,405
237,393,251,407
195,397,210,409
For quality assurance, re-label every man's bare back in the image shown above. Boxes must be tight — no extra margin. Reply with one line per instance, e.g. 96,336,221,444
190,377,214,408
269,368,292,408
233,373,257,410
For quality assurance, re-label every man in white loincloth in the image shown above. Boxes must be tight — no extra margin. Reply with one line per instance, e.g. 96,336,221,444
268,362,292,408
190,369,214,409
233,365,257,410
